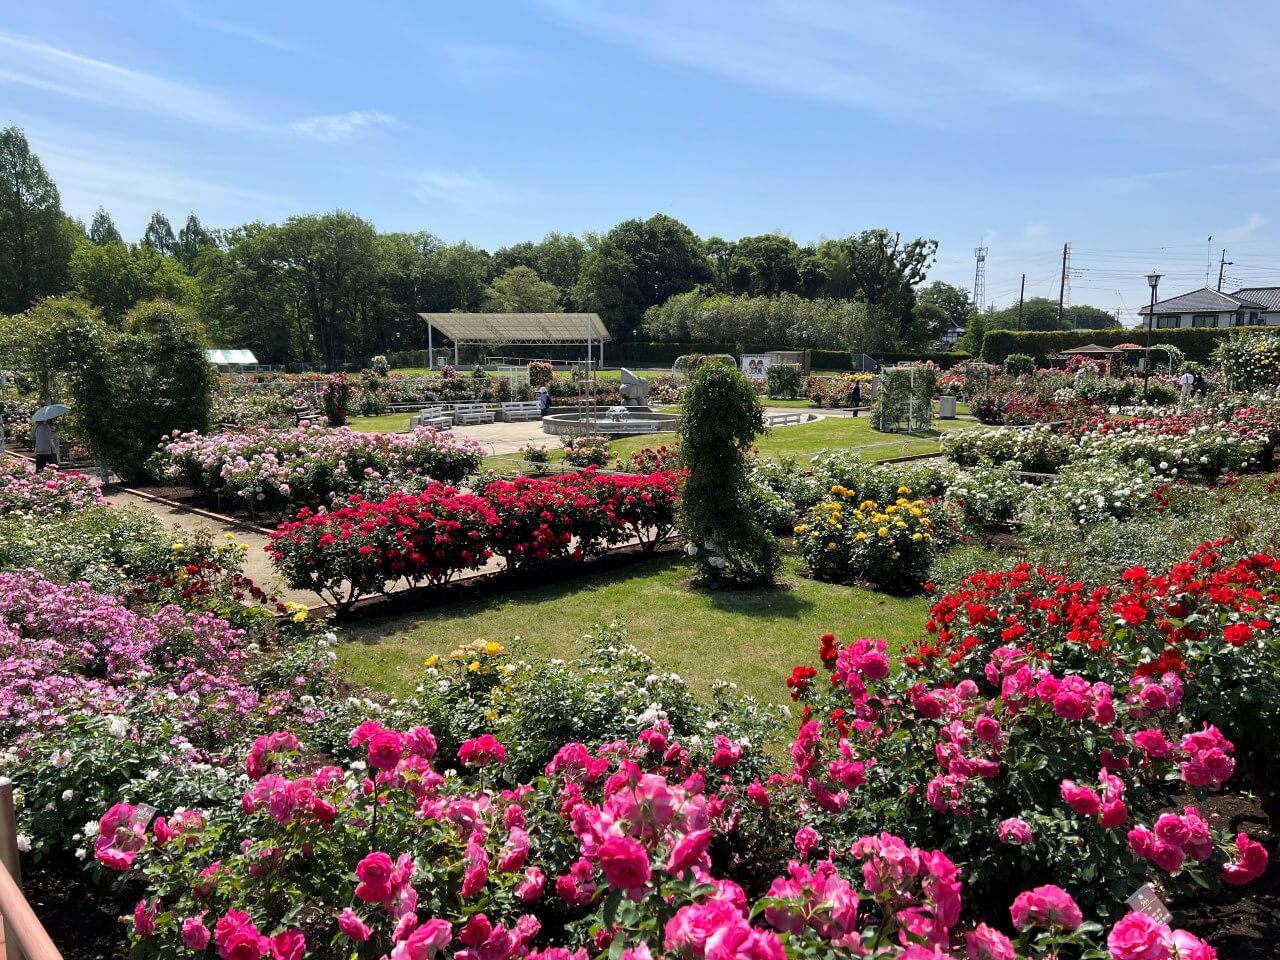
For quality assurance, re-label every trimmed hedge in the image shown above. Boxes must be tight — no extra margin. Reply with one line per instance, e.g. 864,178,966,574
872,350,970,369
979,326,1274,365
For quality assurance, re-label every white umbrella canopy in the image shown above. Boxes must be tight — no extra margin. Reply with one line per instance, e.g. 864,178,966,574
31,404,70,423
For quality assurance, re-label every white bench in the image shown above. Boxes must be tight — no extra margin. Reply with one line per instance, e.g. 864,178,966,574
768,412,806,426
452,402,495,425
500,400,542,422
410,406,453,430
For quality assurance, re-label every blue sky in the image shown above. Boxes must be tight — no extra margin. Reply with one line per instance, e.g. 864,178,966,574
4,1,1280,324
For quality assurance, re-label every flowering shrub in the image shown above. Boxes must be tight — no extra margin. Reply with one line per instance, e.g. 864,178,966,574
269,471,682,605
518,441,550,465
0,459,102,515
796,488,944,591
1213,331,1280,390
268,485,499,611
944,460,1031,535
614,443,681,473
561,434,611,467
98,711,1195,960
151,425,484,517
526,360,553,387
321,373,354,427
1023,458,1158,526
943,425,1078,474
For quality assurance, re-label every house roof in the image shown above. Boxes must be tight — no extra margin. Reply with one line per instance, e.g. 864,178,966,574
417,312,611,343
1139,287,1269,315
1231,287,1280,311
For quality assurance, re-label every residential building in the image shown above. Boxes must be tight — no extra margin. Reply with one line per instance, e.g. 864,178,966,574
1137,286,1280,329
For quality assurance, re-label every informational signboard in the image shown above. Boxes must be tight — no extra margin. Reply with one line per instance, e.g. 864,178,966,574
1125,884,1172,924
742,355,773,380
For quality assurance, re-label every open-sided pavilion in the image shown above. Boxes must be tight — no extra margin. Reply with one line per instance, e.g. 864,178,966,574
416,313,611,368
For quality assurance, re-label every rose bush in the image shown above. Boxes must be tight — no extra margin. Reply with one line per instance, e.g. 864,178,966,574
151,425,485,517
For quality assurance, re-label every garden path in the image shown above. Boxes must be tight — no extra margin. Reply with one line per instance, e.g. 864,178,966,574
443,406,820,455
103,489,318,607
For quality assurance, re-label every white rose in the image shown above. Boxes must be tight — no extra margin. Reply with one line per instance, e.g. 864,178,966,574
106,716,128,739
61,790,74,802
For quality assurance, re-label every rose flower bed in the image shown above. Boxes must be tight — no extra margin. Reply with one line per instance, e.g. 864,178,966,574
0,457,102,515
268,470,682,610
150,425,485,518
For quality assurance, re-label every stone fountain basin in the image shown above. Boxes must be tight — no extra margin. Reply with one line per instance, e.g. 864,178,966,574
541,409,680,437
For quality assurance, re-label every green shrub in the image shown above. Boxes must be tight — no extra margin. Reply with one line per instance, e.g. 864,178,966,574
1003,353,1035,376
765,362,803,398
981,326,1259,365
678,361,780,584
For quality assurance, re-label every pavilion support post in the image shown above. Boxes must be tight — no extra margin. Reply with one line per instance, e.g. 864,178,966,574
427,319,434,369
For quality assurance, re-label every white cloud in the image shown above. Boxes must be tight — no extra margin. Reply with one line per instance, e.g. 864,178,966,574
290,111,397,143
0,31,262,132
1218,214,1270,243
171,0,299,52
532,0,1280,135
410,168,509,217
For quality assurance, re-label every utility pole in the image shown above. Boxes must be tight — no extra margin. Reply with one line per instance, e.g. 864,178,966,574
1217,250,1233,292
1017,274,1025,331
1057,242,1069,326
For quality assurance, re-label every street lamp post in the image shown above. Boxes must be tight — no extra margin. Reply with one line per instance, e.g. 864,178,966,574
1144,272,1160,402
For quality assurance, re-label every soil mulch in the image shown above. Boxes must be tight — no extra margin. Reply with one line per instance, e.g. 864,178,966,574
21,853,128,960
1170,790,1280,959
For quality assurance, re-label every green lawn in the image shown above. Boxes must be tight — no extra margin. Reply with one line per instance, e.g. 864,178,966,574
349,412,416,433
338,553,927,703
604,414,981,465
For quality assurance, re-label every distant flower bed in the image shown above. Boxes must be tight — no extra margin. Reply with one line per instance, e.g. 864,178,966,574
0,459,101,516
150,425,485,517
268,469,682,609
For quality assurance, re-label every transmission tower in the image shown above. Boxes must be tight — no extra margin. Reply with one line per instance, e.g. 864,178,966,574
972,246,988,312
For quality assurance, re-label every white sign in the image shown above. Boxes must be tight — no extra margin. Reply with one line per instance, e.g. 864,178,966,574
742,355,773,380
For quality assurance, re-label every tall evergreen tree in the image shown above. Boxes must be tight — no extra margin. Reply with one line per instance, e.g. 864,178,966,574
142,211,176,255
0,127,77,314
175,213,214,272
89,206,123,246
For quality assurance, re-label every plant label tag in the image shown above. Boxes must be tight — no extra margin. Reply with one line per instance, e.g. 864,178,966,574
131,803,158,830
1125,884,1172,924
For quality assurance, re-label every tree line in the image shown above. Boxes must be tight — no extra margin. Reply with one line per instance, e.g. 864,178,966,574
0,126,1116,370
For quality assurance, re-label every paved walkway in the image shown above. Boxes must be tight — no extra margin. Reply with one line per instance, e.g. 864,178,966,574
447,406,822,455
104,489,317,607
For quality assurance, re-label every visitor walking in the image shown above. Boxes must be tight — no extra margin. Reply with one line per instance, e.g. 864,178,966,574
1193,371,1207,396
1179,369,1195,403
537,385,550,418
33,418,60,471
851,381,863,416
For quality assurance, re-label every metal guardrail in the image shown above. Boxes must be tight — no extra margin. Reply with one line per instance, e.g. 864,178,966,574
0,777,64,960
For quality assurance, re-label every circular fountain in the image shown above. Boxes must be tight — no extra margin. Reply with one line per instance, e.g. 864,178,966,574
541,406,680,437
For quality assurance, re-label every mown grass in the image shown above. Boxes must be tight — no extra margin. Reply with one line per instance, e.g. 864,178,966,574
338,553,928,704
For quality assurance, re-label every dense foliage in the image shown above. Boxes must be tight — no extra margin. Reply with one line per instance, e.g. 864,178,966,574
678,362,779,584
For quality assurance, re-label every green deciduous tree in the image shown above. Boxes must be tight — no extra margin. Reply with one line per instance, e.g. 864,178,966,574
574,214,712,338
70,242,198,322
0,127,77,314
89,206,122,245
142,211,176,255
482,265,562,312
917,280,975,330
492,232,584,297
726,234,804,296
816,230,937,344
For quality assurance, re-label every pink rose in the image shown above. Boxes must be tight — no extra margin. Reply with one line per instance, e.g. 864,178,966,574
1009,885,1082,932
1060,780,1102,817
794,826,820,859
214,909,270,960
1106,911,1170,960
458,734,507,767
390,919,452,960
133,899,158,938
183,917,212,950
366,730,407,771
338,908,372,942
355,851,395,903
598,834,651,891
516,867,546,902
406,725,438,758
1169,929,1216,960
966,923,1016,960
667,828,712,876
665,901,746,957
270,930,306,960
1222,833,1268,886
997,818,1033,846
